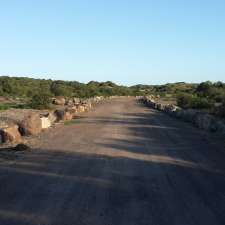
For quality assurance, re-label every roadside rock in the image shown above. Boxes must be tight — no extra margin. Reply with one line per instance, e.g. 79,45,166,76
66,99,74,106
165,104,180,113
84,102,92,110
19,113,42,136
53,97,66,105
54,110,73,121
0,125,22,143
77,105,86,113
142,96,225,134
64,111,73,121
47,112,57,123
73,98,80,104
0,96,105,143
66,106,78,118
0,120,11,129
41,117,51,129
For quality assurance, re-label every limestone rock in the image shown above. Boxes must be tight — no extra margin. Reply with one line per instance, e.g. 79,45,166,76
66,99,74,106
19,113,42,136
54,110,73,121
41,117,51,129
53,97,66,105
0,125,22,143
77,105,86,113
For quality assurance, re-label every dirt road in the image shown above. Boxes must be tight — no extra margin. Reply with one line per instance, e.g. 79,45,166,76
0,98,225,225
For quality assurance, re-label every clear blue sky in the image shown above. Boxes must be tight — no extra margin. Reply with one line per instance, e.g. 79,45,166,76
0,0,224,85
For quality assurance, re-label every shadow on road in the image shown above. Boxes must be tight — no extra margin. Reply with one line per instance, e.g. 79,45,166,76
0,101,225,225
0,147,225,225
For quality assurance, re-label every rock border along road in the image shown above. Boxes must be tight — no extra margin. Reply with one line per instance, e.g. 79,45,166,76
0,98,225,225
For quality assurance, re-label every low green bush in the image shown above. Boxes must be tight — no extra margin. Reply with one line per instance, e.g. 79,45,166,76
177,93,211,109
30,92,51,109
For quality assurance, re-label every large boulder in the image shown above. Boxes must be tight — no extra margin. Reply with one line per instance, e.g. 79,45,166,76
0,120,11,130
0,125,22,143
70,105,79,112
93,96,102,103
64,111,73,120
164,104,181,116
54,110,73,121
77,105,86,113
81,102,92,111
52,97,66,105
47,111,57,123
54,110,64,121
86,102,92,109
73,98,81,104
66,106,78,118
165,104,179,112
19,113,42,136
156,103,165,111
65,99,74,106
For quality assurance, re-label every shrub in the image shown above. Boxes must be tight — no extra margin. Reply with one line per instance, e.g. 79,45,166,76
191,96,211,109
177,93,211,109
50,82,73,97
30,92,51,109
177,93,193,108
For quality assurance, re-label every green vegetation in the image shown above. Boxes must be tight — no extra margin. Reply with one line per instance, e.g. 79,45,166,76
0,104,10,111
0,76,135,98
30,92,51,109
131,82,197,96
177,93,211,109
176,81,225,108
0,76,224,117
0,103,28,110
0,76,142,110
64,120,77,125
134,81,225,118
164,81,225,118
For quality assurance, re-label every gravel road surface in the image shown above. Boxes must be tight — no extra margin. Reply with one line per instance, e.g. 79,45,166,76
0,98,225,225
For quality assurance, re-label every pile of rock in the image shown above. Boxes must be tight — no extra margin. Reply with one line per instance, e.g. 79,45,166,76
0,110,50,144
0,125,22,143
0,96,105,144
142,96,225,134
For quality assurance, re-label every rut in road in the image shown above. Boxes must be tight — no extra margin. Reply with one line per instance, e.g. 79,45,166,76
0,98,225,225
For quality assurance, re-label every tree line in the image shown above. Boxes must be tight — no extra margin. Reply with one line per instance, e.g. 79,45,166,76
0,76,224,116
0,76,142,98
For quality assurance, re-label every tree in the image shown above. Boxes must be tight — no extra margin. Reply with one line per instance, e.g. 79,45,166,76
177,93,211,109
50,82,73,97
30,92,51,109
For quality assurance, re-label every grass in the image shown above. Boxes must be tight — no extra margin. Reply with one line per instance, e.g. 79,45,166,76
64,120,77,125
0,104,10,110
0,103,32,111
